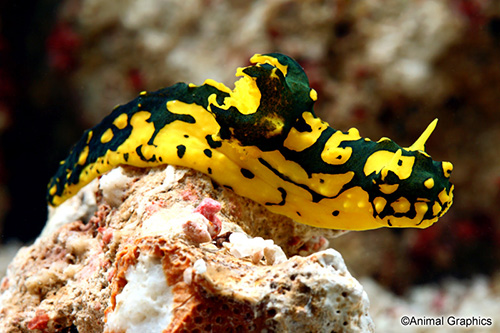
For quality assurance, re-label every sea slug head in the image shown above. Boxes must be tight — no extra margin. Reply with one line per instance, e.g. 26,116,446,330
365,119,454,228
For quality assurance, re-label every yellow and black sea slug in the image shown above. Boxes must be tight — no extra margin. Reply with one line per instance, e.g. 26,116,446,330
47,53,454,230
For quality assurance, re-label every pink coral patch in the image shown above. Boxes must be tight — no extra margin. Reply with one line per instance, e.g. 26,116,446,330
194,198,222,237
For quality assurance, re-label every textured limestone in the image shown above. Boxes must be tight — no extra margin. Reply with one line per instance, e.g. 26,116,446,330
106,237,372,332
0,165,373,332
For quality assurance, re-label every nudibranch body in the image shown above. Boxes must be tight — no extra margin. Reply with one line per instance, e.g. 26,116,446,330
47,53,454,230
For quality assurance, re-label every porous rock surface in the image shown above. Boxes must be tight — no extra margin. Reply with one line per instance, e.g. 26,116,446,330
0,165,373,332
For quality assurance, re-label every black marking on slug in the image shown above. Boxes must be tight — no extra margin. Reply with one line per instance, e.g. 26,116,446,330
266,187,287,206
258,157,326,203
241,168,255,179
176,145,186,158
295,115,313,132
136,145,156,162
206,134,222,149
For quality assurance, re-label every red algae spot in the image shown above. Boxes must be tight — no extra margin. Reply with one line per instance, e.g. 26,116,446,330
194,198,222,237
298,236,329,254
144,200,168,217
27,311,50,330
1,277,9,290
100,227,114,245
181,189,199,201
107,267,116,283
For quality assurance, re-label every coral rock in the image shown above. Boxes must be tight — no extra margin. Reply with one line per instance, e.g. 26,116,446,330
0,165,373,332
